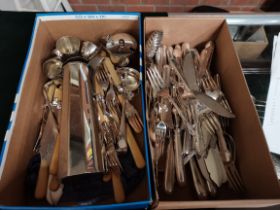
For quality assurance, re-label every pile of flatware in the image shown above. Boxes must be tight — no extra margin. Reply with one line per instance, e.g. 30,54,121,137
32,34,145,205
145,31,245,198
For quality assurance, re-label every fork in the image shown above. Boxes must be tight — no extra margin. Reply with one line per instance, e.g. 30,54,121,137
95,68,109,93
99,109,125,203
223,133,245,192
116,103,127,153
123,99,143,133
201,74,232,129
105,140,125,203
105,76,122,117
203,112,244,192
146,64,165,97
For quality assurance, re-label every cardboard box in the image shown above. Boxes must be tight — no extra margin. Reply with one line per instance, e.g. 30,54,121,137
0,13,153,209
144,17,280,209
233,26,268,60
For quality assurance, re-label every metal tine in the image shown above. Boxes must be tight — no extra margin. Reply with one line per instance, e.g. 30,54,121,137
124,100,143,133
146,68,157,91
226,169,240,192
208,76,218,90
150,66,164,90
103,122,123,170
185,103,193,123
111,97,122,117
226,163,244,192
189,102,198,123
186,105,194,124
225,133,245,192
203,77,212,91
96,68,109,92
147,67,160,94
204,115,242,192
207,115,218,132
108,103,121,121
229,166,245,192
134,113,143,127
152,65,165,88
148,67,160,89
174,88,190,117
201,78,208,91
129,117,142,131
110,147,122,167
202,116,216,135
210,117,245,192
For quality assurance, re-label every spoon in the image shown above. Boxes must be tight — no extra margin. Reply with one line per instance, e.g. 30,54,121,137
43,57,63,79
117,67,140,92
81,41,100,60
105,33,137,56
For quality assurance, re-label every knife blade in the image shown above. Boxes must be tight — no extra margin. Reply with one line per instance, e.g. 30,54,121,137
181,53,235,118
194,91,235,118
183,51,199,92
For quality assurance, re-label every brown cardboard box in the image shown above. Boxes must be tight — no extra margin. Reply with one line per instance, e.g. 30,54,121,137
144,17,280,209
233,26,268,61
0,13,152,209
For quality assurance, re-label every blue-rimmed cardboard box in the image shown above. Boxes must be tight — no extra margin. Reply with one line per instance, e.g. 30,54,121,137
0,12,153,209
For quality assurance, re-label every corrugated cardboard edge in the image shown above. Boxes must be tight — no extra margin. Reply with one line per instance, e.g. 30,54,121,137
157,199,280,209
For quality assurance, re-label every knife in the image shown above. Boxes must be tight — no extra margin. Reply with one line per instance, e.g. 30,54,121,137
35,111,58,199
183,52,199,92
180,52,235,118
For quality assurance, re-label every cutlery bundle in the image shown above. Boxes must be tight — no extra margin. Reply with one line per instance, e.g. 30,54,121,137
29,34,145,205
145,31,244,198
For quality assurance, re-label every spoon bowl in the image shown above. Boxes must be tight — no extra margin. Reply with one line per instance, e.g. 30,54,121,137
117,67,140,92
56,36,81,57
43,57,63,79
81,41,100,60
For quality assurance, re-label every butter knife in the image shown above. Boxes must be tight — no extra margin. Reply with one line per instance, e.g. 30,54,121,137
180,52,235,118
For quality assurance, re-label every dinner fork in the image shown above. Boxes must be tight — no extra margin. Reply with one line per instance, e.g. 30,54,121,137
117,90,142,133
105,139,125,203
223,133,245,192
100,111,125,203
95,68,109,93
146,64,165,97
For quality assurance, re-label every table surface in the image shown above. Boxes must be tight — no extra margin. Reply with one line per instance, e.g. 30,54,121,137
0,11,279,210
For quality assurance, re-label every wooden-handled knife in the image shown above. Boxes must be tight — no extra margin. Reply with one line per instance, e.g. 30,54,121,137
35,111,58,199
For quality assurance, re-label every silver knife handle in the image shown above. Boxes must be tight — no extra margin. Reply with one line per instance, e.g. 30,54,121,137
164,139,175,194
190,158,208,199
183,130,192,155
196,156,217,196
174,129,186,186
